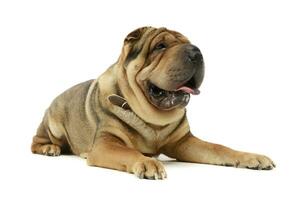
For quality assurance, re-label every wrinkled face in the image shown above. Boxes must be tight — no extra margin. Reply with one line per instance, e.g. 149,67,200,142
121,27,204,110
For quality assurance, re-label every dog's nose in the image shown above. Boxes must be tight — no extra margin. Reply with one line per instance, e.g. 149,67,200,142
186,45,202,64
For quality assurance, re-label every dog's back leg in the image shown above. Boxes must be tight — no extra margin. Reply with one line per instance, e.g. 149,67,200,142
31,122,62,156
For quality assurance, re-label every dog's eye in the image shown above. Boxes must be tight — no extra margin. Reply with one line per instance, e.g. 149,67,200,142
154,42,167,51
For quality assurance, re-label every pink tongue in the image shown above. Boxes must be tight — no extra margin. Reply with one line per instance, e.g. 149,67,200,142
176,86,200,95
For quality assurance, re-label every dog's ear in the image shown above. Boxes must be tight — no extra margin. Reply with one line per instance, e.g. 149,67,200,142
124,27,150,43
121,27,152,67
125,28,142,42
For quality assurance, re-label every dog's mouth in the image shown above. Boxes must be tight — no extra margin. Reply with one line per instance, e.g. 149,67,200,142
175,76,200,95
147,77,200,110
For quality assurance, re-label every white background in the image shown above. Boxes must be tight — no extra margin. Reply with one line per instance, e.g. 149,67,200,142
0,0,299,199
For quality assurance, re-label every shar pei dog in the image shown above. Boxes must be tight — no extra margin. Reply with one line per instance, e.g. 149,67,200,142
31,26,275,179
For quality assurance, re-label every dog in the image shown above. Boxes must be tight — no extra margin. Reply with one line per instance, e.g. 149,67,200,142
31,26,275,179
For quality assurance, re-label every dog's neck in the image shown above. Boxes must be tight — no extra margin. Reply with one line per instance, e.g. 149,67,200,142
108,94,183,142
108,94,166,129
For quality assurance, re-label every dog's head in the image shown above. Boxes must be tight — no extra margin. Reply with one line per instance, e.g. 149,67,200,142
117,27,204,124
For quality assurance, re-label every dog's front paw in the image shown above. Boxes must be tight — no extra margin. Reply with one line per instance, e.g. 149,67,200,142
236,153,276,170
132,158,167,180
